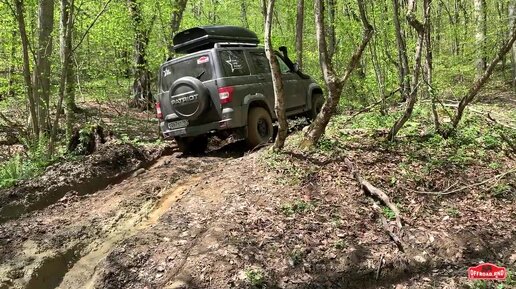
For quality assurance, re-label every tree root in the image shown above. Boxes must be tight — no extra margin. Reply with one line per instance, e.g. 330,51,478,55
344,158,405,252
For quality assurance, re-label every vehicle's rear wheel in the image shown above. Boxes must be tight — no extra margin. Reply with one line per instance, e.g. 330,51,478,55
308,93,324,120
246,107,273,148
175,135,208,154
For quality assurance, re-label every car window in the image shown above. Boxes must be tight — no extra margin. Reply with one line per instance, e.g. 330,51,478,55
160,54,213,91
249,51,270,74
219,50,250,77
276,56,291,73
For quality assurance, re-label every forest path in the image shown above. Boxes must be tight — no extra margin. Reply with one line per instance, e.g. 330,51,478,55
0,142,246,289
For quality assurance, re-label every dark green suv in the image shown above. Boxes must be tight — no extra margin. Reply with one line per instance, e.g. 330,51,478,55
156,26,323,152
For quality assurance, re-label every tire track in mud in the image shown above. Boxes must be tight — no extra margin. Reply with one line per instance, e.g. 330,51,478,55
0,143,247,289
58,176,203,289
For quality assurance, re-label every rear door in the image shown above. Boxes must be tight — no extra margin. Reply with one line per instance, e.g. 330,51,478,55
246,50,274,109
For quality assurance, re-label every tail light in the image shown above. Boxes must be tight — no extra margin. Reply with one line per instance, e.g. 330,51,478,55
155,102,163,119
218,86,234,104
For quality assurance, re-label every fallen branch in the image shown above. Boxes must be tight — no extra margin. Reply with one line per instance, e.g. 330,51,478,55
344,158,404,252
375,253,385,280
345,158,402,229
372,202,405,252
467,108,516,130
415,169,515,195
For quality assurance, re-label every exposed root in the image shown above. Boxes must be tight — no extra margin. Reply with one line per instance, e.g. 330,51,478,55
344,158,404,252
345,158,402,229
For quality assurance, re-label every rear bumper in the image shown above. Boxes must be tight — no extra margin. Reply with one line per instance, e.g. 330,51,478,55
160,108,241,139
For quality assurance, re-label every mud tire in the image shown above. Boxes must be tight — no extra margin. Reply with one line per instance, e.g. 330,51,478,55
246,107,273,148
308,93,324,120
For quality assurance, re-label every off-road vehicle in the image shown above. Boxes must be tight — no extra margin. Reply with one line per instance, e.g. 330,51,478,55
156,26,323,152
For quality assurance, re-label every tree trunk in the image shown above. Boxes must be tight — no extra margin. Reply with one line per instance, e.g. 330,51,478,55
295,0,304,69
327,0,337,60
167,0,188,57
14,0,39,139
49,0,74,156
388,0,427,141
448,25,516,134
474,0,487,76
264,0,288,151
35,0,55,137
128,0,154,108
509,1,516,88
240,1,249,28
392,0,410,102
423,0,439,131
302,0,373,148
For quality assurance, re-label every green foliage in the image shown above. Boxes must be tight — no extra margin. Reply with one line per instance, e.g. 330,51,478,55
0,154,46,189
382,206,396,221
244,268,265,288
280,199,314,217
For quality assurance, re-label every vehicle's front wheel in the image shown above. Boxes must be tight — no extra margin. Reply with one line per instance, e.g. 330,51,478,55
175,135,208,154
307,93,324,120
246,107,273,148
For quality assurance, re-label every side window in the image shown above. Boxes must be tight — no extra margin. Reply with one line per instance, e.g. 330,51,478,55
219,50,250,77
249,51,271,74
276,56,290,74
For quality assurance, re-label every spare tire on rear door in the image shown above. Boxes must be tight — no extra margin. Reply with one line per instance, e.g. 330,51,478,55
169,76,209,120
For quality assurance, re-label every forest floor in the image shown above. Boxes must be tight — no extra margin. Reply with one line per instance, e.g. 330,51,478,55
0,86,515,289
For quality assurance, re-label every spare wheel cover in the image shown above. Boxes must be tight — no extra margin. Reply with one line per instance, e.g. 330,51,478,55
169,77,209,119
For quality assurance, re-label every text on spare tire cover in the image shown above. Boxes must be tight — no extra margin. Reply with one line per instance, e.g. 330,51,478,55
171,94,199,105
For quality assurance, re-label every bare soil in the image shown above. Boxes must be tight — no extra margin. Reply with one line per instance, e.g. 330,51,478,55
0,96,514,289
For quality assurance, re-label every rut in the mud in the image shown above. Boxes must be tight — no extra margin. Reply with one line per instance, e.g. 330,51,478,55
57,176,203,289
0,141,247,289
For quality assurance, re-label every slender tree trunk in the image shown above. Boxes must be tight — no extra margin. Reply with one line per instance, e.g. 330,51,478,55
49,0,74,156
448,26,516,134
327,0,337,60
388,0,427,141
302,0,373,148
423,0,439,131
14,0,39,139
509,1,516,88
295,0,304,69
392,0,410,102
7,29,17,99
35,0,55,138
264,0,288,151
167,0,188,57
240,1,249,28
128,0,155,108
474,0,487,76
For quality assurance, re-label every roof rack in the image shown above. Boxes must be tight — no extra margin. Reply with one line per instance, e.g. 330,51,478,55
214,42,259,48
173,26,260,54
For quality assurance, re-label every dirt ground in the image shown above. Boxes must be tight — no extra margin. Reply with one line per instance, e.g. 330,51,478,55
0,96,515,289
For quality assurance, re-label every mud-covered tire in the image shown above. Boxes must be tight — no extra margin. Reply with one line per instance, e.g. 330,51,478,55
246,107,273,148
308,93,324,120
175,135,208,154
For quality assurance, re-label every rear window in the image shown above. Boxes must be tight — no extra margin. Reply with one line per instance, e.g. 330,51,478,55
219,50,250,77
160,54,213,91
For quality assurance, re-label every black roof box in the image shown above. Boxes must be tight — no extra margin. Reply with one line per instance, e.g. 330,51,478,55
172,26,259,53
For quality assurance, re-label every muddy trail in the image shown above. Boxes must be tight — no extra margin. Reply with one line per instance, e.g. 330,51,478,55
0,140,247,289
0,136,515,289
